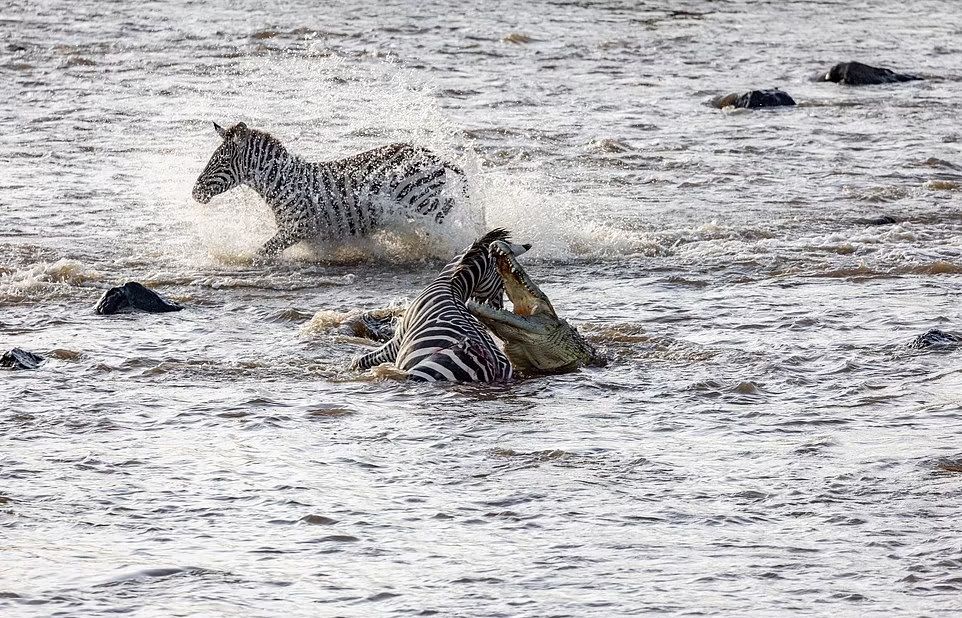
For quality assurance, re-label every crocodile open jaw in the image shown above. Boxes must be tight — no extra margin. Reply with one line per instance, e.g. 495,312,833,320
467,241,598,374
489,241,556,320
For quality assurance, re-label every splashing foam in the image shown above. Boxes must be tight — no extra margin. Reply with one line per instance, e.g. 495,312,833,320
302,300,407,337
302,309,354,334
0,259,102,303
471,165,665,259
129,54,658,265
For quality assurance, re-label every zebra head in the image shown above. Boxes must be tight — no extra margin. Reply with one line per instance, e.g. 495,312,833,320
456,229,531,309
192,122,250,204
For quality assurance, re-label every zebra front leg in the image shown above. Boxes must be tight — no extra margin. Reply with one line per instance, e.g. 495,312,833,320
351,335,401,371
258,231,299,257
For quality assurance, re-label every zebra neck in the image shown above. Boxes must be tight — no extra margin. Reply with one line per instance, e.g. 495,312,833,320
447,256,485,303
449,277,472,303
242,138,307,205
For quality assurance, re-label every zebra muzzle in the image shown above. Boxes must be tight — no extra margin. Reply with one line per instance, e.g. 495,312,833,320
192,186,213,204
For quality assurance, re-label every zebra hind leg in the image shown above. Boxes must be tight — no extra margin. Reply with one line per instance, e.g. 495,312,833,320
435,167,471,225
351,335,401,371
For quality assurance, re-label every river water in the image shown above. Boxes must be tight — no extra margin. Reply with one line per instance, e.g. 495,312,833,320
2,1,961,616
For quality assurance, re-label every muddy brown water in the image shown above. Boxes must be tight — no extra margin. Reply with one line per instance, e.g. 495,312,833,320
2,1,961,615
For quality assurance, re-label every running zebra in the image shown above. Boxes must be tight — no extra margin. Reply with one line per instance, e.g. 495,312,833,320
351,229,531,382
192,122,468,256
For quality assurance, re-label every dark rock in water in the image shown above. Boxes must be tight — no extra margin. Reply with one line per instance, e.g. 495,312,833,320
859,215,898,226
910,329,961,349
96,282,183,315
712,89,796,109
820,61,921,85
1,348,44,370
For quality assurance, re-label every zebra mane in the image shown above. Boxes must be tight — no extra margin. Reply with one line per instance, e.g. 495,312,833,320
456,228,511,269
226,123,285,150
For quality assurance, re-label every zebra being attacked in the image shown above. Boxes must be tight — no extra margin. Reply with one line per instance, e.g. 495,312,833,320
351,229,531,383
192,122,468,256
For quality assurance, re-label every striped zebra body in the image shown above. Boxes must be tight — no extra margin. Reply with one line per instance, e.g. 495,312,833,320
193,122,466,256
351,229,531,383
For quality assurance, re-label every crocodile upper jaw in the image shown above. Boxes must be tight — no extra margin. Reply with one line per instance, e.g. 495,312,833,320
489,241,558,321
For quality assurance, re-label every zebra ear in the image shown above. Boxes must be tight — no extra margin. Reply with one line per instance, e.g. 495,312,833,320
213,122,227,138
230,122,249,143
508,242,531,256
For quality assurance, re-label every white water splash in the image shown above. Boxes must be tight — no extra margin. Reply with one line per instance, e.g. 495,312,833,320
125,54,660,265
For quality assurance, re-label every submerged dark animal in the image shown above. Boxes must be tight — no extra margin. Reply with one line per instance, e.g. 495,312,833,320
193,122,468,257
910,329,961,349
820,61,921,85
467,241,604,374
859,215,898,226
1,348,44,370
712,89,796,109
95,282,183,315
340,307,404,342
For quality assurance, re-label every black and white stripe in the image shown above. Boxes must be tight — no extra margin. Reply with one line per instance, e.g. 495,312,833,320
192,122,466,256
351,229,530,383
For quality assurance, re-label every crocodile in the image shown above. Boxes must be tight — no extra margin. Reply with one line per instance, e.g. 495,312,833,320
466,241,604,375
